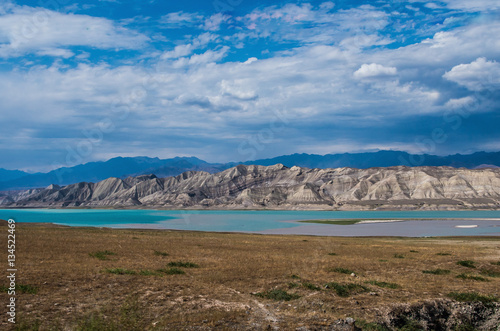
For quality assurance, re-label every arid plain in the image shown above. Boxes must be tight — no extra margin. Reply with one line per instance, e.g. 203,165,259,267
2,221,499,330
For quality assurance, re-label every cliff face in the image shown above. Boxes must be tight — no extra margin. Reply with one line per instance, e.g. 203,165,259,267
3,164,500,210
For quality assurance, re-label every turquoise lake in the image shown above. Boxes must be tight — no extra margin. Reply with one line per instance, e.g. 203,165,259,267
1,209,500,237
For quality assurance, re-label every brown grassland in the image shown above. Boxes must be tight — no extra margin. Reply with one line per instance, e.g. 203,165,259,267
1,221,500,330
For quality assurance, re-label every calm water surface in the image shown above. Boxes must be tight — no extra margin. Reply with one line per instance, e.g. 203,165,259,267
1,209,499,237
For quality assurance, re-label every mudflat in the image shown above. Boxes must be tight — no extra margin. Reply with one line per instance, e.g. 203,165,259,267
1,222,500,329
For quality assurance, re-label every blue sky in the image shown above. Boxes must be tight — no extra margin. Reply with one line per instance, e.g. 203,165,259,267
0,0,499,172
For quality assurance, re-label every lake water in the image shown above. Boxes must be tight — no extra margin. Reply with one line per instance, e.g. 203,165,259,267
1,209,500,237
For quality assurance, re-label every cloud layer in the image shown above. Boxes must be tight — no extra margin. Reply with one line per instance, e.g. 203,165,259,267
0,0,499,171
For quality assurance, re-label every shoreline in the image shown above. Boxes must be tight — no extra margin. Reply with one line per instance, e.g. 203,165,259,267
2,205,500,211
4,218,500,238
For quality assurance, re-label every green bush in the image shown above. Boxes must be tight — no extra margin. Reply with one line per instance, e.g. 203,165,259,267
480,269,500,278
1,284,38,294
89,250,116,260
106,268,136,275
455,273,489,282
331,267,354,274
167,261,199,268
447,292,498,304
302,282,321,291
253,289,300,301
366,280,400,289
157,267,185,275
456,260,475,268
422,269,451,275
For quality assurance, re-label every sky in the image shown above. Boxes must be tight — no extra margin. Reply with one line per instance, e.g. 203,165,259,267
0,0,499,172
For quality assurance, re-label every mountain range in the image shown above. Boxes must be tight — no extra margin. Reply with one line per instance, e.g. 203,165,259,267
3,164,500,210
1,150,499,190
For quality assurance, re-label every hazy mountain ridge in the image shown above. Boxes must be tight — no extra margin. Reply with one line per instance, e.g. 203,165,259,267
4,164,500,210
2,151,500,191
0,168,31,182
0,156,224,190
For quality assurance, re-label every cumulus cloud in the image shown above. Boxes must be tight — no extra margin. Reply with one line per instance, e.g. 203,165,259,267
0,4,149,57
443,57,500,91
1,1,500,169
203,13,230,31
354,63,397,79
159,11,203,28
444,96,475,109
239,3,389,47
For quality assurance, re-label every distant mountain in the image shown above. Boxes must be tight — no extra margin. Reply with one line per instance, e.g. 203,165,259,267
1,151,500,190
0,156,224,190
0,168,30,182
243,151,500,169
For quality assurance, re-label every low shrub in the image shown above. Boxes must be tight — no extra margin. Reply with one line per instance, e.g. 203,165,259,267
456,260,475,268
455,273,489,282
422,269,451,275
89,250,115,260
325,282,369,297
331,267,354,274
167,261,199,268
253,289,300,301
366,280,400,289
447,292,498,304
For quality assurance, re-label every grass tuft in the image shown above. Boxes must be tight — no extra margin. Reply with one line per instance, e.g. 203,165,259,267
409,250,419,253
89,250,115,260
331,267,355,274
288,282,299,289
457,260,476,268
167,261,199,268
436,252,452,256
327,252,337,256
447,292,498,304
393,254,405,259
490,261,500,266
455,273,489,282
138,270,161,276
154,250,169,257
1,284,38,294
157,267,185,275
480,269,500,278
366,280,400,289
290,274,300,279
253,289,300,301
355,319,388,331
105,268,136,275
302,282,321,291
325,282,370,297
422,269,451,275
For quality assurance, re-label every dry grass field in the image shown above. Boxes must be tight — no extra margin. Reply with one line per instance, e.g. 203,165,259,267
1,221,500,330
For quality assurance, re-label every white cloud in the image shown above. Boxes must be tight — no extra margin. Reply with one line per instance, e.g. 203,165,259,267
161,44,193,59
0,4,148,57
409,0,500,12
443,57,500,91
441,0,500,11
203,13,230,31
354,63,397,79
36,47,74,58
159,11,203,28
187,47,229,65
2,1,500,167
445,96,475,109
239,4,389,48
